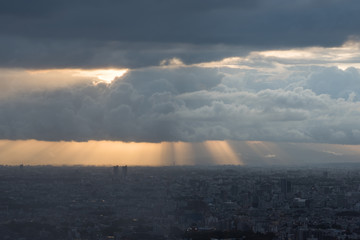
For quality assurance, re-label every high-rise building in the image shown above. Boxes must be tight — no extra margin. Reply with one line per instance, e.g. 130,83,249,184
122,165,127,180
280,178,291,195
113,165,119,176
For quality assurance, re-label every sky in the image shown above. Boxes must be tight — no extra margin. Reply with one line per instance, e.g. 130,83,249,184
1,0,360,166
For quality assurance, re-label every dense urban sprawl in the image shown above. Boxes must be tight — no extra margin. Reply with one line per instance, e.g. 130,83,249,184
1,165,360,239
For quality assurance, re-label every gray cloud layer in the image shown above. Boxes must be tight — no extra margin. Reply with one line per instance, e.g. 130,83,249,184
1,0,360,68
1,65,359,143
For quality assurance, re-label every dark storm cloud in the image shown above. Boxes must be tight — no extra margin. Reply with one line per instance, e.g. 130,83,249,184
0,36,250,69
1,0,360,68
0,66,360,144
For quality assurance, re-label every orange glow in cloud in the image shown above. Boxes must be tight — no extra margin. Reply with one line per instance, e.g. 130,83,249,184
74,69,128,83
27,68,128,83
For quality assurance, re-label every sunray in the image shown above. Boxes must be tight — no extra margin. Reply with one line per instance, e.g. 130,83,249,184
203,140,243,165
1,140,360,166
245,141,272,158
173,142,195,165
160,142,176,166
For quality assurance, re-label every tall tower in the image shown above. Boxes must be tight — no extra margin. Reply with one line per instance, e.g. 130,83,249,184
122,165,127,180
113,165,119,176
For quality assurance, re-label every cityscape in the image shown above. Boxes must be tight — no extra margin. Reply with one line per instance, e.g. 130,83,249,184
1,1,360,240
2,164,360,239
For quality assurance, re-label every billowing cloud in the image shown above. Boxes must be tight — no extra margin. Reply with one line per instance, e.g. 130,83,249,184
1,0,360,68
306,67,360,100
1,61,359,143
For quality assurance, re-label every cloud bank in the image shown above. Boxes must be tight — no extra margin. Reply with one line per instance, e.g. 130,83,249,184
1,59,359,143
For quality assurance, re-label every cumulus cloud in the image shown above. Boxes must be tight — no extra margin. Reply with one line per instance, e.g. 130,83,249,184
306,67,360,100
1,64,360,144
